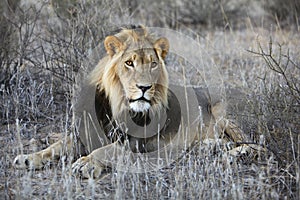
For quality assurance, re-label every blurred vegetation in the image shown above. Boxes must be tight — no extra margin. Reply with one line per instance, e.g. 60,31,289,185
266,0,300,26
0,0,19,87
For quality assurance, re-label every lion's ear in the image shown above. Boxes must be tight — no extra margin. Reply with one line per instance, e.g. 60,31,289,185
154,37,169,60
104,36,123,57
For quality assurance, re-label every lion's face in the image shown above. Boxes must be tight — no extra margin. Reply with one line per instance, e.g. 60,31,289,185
117,48,165,113
99,28,169,117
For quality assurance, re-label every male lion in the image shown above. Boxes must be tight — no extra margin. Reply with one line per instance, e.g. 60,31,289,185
14,26,251,178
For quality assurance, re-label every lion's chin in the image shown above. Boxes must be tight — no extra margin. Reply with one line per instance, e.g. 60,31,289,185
129,101,151,113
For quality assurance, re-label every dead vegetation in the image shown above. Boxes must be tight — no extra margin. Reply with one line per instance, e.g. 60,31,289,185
0,0,299,199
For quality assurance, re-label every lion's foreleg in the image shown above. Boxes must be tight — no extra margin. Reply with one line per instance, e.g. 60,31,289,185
72,141,123,179
13,135,73,169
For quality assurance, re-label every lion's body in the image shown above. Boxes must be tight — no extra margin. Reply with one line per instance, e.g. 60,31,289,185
14,26,253,178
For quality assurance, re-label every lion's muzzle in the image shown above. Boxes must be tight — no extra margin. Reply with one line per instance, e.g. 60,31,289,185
128,84,153,112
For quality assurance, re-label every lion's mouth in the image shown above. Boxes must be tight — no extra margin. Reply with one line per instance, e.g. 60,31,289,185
129,96,151,104
128,96,151,112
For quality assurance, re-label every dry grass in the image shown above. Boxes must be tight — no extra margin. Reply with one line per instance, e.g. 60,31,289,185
0,0,299,199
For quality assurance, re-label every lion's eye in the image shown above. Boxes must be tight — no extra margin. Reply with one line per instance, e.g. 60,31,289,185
125,60,134,67
151,61,158,68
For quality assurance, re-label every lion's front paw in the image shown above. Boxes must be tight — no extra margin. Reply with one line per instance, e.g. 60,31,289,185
227,145,250,156
13,154,44,169
72,156,107,179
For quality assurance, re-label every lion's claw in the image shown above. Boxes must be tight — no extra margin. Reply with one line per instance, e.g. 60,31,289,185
72,156,105,179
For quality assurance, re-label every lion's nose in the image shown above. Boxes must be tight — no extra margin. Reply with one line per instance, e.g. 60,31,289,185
136,84,152,93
